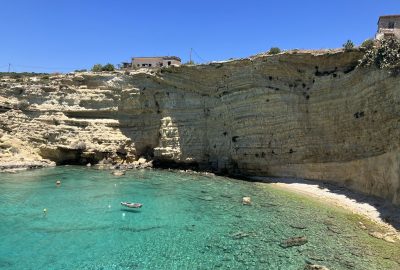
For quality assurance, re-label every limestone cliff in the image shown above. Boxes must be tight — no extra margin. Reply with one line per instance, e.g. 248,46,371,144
1,49,399,205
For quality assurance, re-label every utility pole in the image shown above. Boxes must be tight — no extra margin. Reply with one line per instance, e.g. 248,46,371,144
190,48,193,64
7,63,11,73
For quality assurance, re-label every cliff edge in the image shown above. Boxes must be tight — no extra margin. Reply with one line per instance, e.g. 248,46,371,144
1,49,399,205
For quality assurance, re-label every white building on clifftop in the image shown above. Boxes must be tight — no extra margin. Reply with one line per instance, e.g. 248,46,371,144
132,56,181,68
376,15,400,40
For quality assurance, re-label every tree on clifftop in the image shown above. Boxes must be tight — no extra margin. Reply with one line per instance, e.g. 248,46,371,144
92,64,103,72
361,39,375,50
268,47,281,55
102,63,115,71
91,63,115,72
343,40,355,51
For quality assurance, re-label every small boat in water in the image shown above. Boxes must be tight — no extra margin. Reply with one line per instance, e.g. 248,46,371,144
121,202,143,208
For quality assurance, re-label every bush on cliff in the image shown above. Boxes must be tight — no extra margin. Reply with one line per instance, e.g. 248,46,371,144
343,40,355,51
74,69,87,73
92,64,103,72
358,37,400,72
91,63,115,72
361,39,375,50
268,47,281,55
102,63,115,71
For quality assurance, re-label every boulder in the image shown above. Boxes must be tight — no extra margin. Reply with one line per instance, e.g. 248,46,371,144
369,231,398,243
304,264,330,270
242,196,251,205
138,157,147,164
280,236,308,248
112,170,125,176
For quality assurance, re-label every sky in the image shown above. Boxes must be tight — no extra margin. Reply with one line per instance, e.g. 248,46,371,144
0,0,398,73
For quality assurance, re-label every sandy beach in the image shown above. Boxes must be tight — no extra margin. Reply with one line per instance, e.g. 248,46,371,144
251,176,400,240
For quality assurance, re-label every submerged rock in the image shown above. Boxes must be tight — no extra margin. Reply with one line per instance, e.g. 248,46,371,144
280,236,308,248
369,231,397,243
327,225,341,234
304,264,330,270
198,196,213,201
290,224,307,230
112,170,125,176
358,221,367,230
242,196,251,205
231,231,250,239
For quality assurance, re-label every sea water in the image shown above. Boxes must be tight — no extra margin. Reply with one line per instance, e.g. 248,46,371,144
0,166,399,270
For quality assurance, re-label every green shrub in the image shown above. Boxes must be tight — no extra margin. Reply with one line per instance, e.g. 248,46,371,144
361,39,375,50
343,40,355,51
91,64,103,72
102,63,115,71
268,47,281,55
359,37,400,72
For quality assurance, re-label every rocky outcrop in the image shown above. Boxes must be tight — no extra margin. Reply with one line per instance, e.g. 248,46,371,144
0,49,399,204
0,131,54,171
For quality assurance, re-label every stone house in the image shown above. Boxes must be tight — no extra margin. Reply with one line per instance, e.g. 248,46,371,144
131,56,181,68
376,15,400,40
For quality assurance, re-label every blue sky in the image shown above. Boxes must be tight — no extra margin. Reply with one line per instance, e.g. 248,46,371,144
0,0,397,72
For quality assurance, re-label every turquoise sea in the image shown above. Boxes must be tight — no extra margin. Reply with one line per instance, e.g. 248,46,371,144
0,167,399,270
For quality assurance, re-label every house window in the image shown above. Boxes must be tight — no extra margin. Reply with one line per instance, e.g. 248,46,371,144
137,64,140,67
142,64,146,67
149,64,152,67
388,21,395,29
168,61,171,66
160,63,163,67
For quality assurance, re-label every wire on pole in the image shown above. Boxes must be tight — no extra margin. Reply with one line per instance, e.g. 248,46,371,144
192,48,206,63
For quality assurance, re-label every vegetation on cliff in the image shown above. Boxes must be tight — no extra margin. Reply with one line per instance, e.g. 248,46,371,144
268,47,281,55
91,63,115,72
343,40,355,51
360,39,375,50
359,37,400,72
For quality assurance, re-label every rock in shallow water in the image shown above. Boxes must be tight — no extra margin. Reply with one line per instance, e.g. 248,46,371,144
369,231,397,243
280,236,308,248
112,170,125,176
242,196,251,205
198,196,213,201
304,264,330,270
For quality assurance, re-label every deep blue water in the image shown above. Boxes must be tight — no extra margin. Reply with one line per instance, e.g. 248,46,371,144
0,167,398,269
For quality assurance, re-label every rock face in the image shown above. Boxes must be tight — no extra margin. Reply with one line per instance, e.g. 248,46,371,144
0,49,399,204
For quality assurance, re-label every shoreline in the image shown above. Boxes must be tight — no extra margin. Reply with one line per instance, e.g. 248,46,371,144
251,176,400,238
2,163,399,239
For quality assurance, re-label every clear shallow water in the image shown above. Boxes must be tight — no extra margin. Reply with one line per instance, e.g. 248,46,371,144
0,167,399,270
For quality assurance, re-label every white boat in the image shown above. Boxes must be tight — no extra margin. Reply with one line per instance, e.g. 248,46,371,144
120,202,143,208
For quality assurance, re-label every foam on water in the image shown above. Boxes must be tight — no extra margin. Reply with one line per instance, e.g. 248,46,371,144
0,166,399,269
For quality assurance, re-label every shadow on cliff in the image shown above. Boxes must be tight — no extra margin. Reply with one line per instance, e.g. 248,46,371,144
249,176,400,231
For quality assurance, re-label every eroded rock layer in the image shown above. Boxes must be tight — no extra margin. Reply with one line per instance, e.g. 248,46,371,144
1,49,399,204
